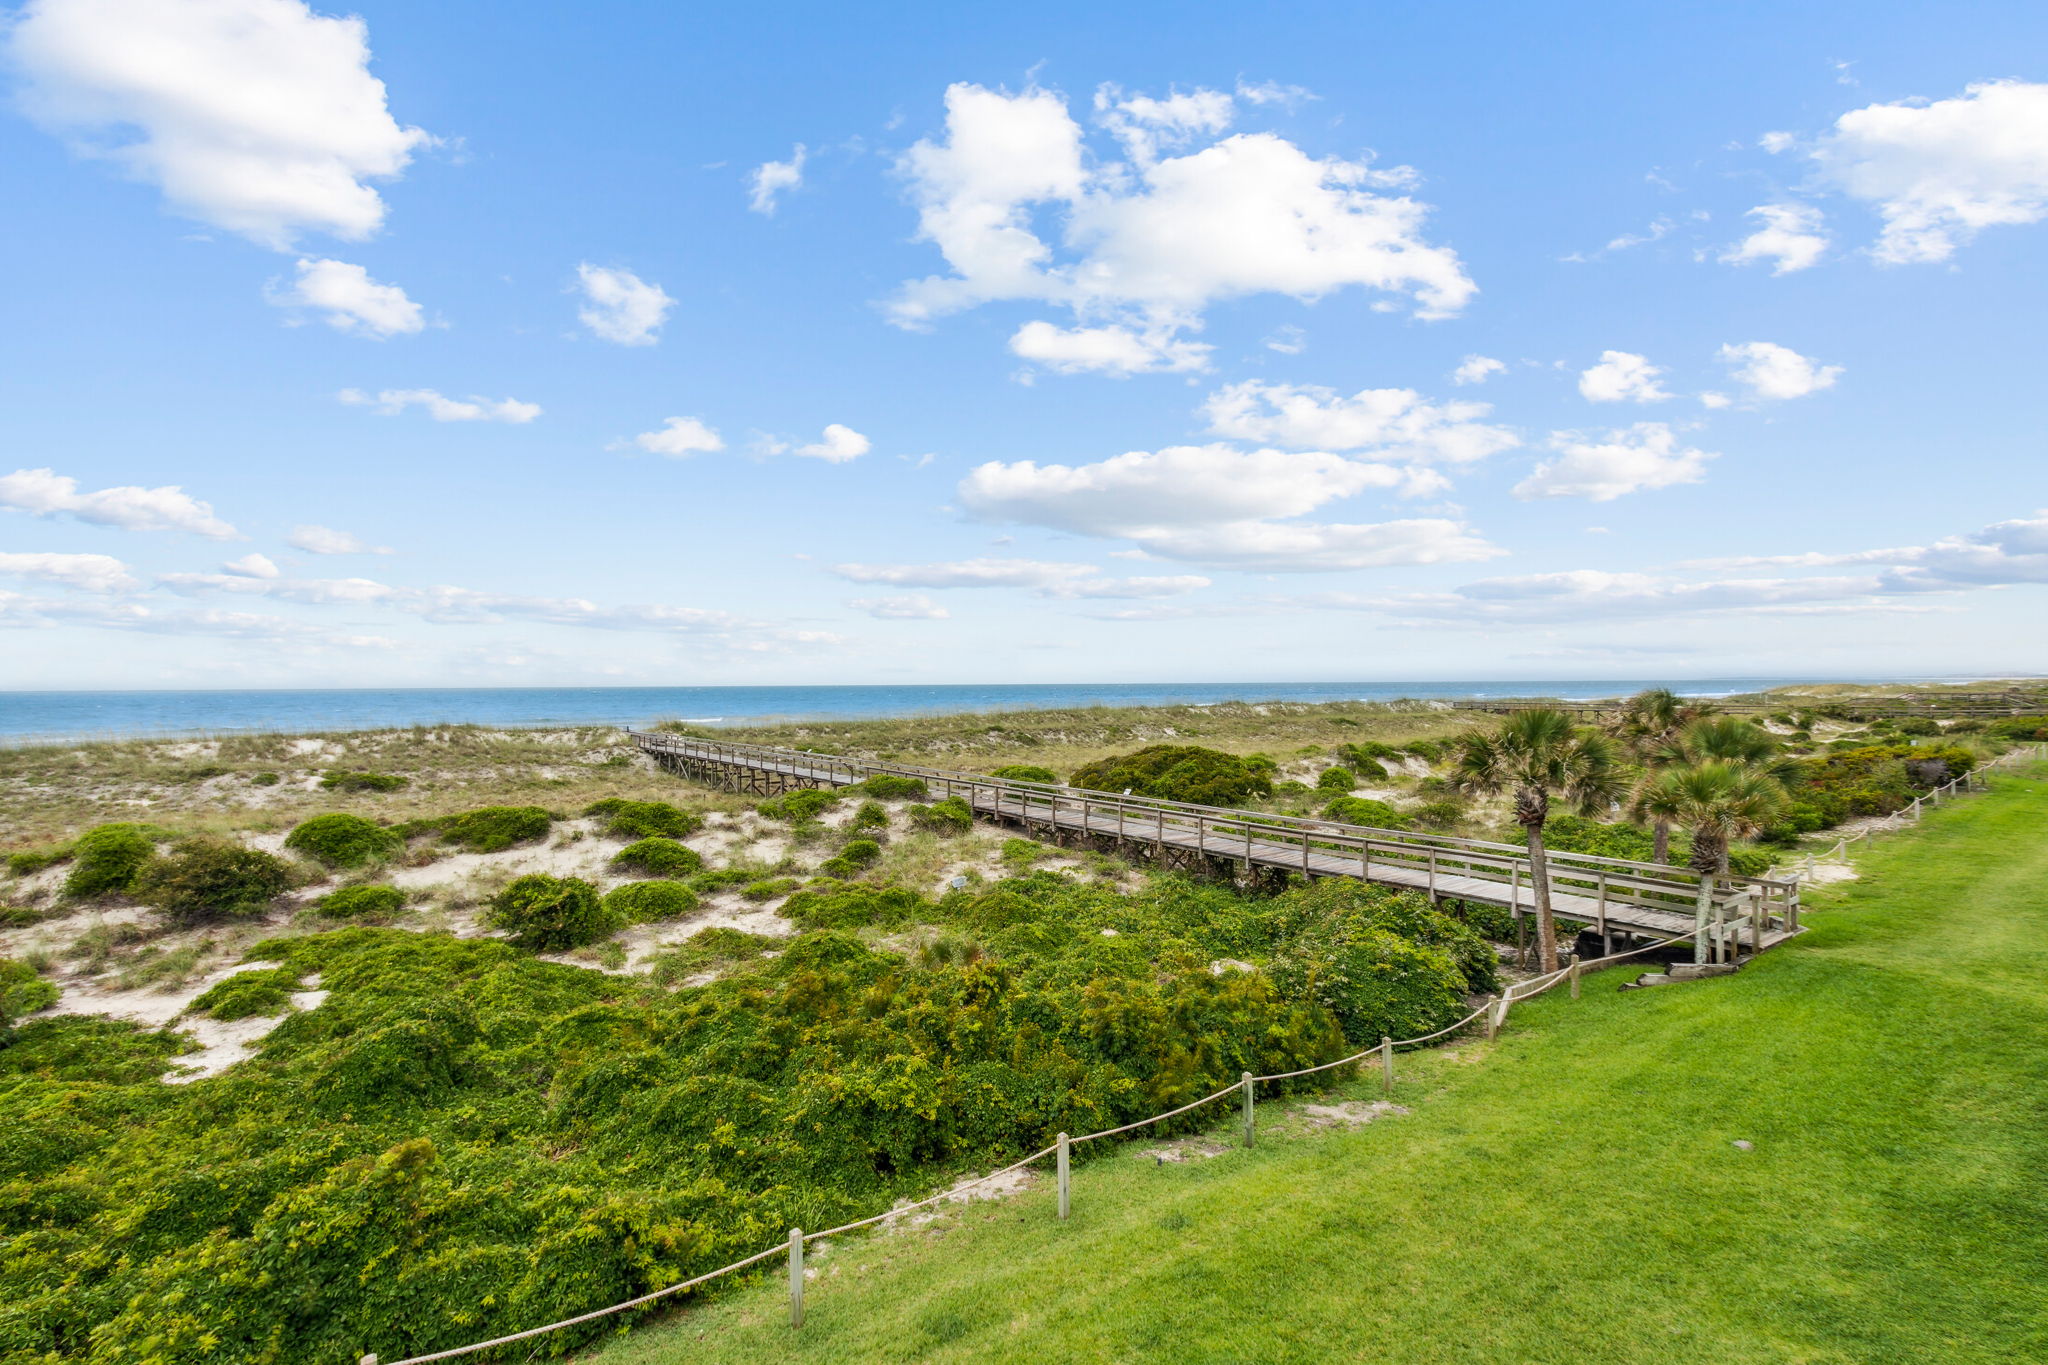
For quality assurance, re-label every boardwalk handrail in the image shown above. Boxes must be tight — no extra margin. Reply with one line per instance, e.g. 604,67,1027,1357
628,730,1799,934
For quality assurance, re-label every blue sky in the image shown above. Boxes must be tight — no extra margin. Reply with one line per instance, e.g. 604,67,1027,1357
1,0,2044,689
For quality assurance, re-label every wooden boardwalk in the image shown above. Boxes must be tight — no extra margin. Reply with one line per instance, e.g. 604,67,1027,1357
632,732,1804,960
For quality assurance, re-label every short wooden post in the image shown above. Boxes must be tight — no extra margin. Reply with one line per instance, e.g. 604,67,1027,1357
1692,878,1713,965
361,1356,378,1365
1240,1071,1255,1147
1569,959,1581,999
1379,1036,1394,1094
788,1228,804,1328
1056,1132,1070,1220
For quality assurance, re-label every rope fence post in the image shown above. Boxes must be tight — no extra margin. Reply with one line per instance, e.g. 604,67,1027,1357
1569,959,1581,999
1056,1133,1070,1220
787,1228,803,1328
1240,1071,1255,1147
1379,1036,1394,1094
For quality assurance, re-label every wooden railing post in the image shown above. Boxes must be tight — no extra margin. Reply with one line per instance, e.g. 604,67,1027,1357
1240,1071,1255,1147
788,1228,804,1327
1380,1036,1394,1094
1057,1133,1070,1220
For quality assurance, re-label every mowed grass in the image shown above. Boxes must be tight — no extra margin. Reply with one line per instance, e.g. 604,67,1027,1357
586,767,2048,1365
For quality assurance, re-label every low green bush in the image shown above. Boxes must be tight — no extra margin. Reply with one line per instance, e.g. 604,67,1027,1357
1069,745,1274,807
1409,800,1466,831
1316,767,1357,791
1,905,47,928
251,771,282,786
1986,714,2048,741
688,867,757,894
284,813,401,868
6,845,70,876
428,805,553,852
189,966,300,1020
908,796,974,835
847,801,889,835
133,837,292,927
1402,739,1448,763
63,823,166,899
1001,837,1049,871
988,764,1059,784
601,880,699,923
758,788,842,821
1321,796,1408,828
645,925,781,986
851,774,930,800
741,877,802,902
487,874,617,950
583,798,703,839
782,882,929,931
320,770,408,793
314,884,407,920
818,836,884,878
1,958,58,1031
611,838,703,878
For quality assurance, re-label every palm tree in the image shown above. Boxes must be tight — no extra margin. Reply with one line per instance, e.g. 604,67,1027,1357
1452,709,1624,972
1610,689,1718,862
1635,760,1791,878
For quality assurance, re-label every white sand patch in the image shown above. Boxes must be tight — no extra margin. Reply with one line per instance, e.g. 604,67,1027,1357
288,739,337,758
1139,1139,1230,1162
885,1166,1039,1228
1301,1100,1408,1128
386,825,629,893
1796,862,1859,885
164,1013,287,1082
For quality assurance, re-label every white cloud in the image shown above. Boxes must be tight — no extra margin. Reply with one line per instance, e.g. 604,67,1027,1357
1578,350,1671,404
832,558,1099,590
1451,355,1505,386
0,466,240,538
1880,510,2048,590
1809,80,2048,264
956,442,1499,571
1365,570,1904,625
271,258,423,337
1564,217,1672,262
1203,380,1517,464
575,264,673,346
287,523,389,555
625,416,725,458
1046,574,1211,599
0,591,399,645
1716,341,1843,401
8,0,429,249
890,82,1473,361
793,424,871,462
339,388,541,422
0,550,138,592
1009,320,1212,375
1094,83,1234,161
848,594,949,619
748,143,806,214
1263,324,1306,355
1513,423,1714,502
222,552,279,578
1235,79,1318,111
1720,203,1829,274
1699,391,1732,409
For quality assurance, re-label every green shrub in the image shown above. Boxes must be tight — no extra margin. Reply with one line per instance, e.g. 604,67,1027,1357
781,883,929,931
1541,815,1658,862
645,925,781,986
1402,739,1447,763
741,877,802,902
0,958,58,1031
284,813,401,868
758,788,842,821
1986,714,2048,742
1889,717,1941,736
320,769,408,793
1070,745,1274,806
133,837,292,927
1000,837,1049,871
487,875,617,950
836,838,882,867
63,823,165,899
847,800,889,835
1321,796,1408,828
583,798,703,839
1410,800,1466,831
189,966,300,1020
251,771,282,786
908,796,975,835
688,867,757,894
1,905,47,928
611,838,703,878
988,764,1059,784
1316,766,1358,792
314,884,407,920
432,805,553,852
601,879,700,923
6,845,70,876
1268,923,1469,1043
851,774,930,800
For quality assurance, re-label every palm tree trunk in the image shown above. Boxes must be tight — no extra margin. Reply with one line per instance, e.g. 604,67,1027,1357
1652,819,1670,864
1689,828,1725,879
1524,823,1559,972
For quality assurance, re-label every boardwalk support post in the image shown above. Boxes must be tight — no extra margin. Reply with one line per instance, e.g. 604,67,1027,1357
1693,879,1713,965
1057,1132,1070,1220
1380,1036,1394,1094
1241,1071,1255,1147
788,1228,804,1328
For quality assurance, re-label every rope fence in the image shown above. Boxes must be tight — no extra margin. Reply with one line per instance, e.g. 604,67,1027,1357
364,749,2048,1364
1772,743,2044,883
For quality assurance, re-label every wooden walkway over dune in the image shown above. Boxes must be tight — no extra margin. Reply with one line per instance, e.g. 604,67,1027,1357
631,732,1803,961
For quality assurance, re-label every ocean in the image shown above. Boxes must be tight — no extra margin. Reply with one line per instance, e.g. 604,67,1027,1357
0,679,1813,746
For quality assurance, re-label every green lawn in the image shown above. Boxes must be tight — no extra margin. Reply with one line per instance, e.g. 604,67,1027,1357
584,767,2048,1364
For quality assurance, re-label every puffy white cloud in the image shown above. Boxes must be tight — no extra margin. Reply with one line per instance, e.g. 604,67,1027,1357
625,416,724,458
748,143,805,214
1094,83,1234,161
575,264,673,346
890,82,1473,360
1235,79,1318,111
221,552,279,578
1452,355,1505,386
1720,203,1829,274
0,466,239,538
8,0,429,248
1577,351,1671,404
832,558,1098,589
1879,510,2048,590
1200,380,1516,464
1809,80,2048,264
287,523,388,555
1513,423,1714,502
271,258,424,337
956,442,1498,571
1364,570,1904,625
0,550,138,592
339,388,541,422
848,594,949,619
793,424,871,462
1009,320,1211,375
1716,341,1842,401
